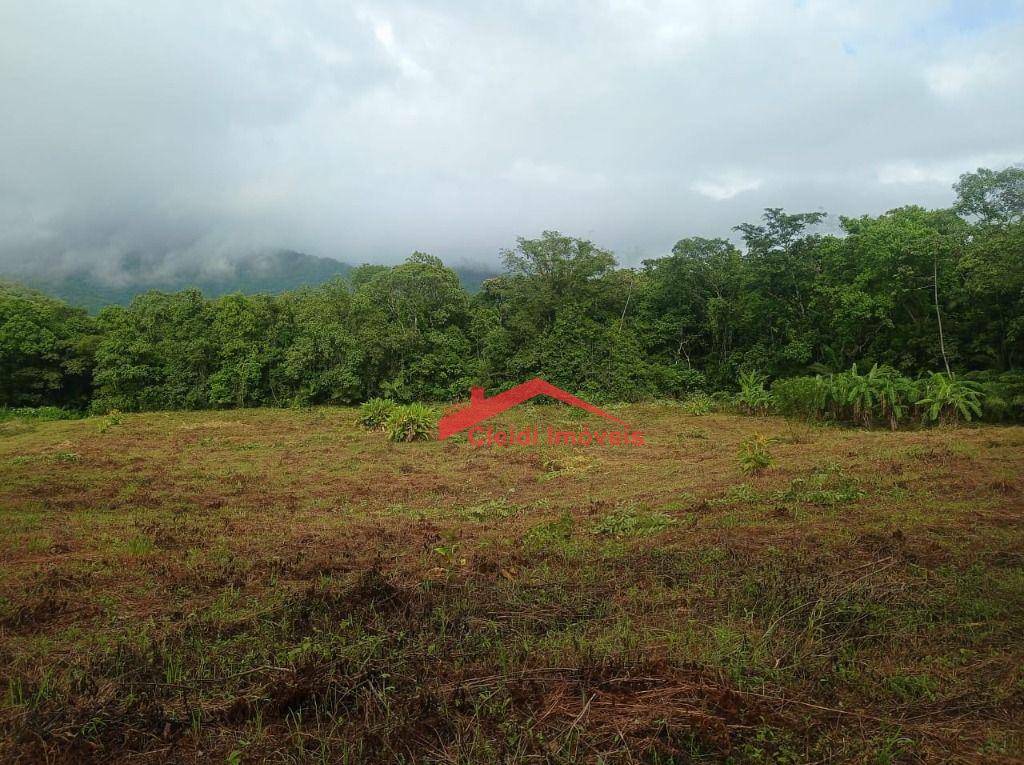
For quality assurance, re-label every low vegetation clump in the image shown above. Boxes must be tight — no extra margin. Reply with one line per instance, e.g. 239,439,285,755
737,433,775,474
384,403,437,442
917,372,985,424
96,409,122,434
593,506,676,537
763,366,1003,429
737,371,772,416
775,465,866,507
357,397,397,430
964,370,1024,422
0,406,80,422
680,391,714,415
769,376,828,420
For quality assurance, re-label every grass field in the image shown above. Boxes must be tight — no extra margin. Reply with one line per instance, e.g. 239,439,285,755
1,404,1022,763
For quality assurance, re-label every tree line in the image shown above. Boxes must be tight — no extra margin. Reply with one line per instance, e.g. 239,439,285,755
2,166,1022,420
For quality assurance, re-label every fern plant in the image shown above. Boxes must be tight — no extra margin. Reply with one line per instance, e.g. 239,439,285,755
917,374,984,424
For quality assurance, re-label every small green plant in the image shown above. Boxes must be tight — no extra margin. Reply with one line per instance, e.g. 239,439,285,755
738,433,774,474
737,371,772,415
885,673,938,702
722,483,759,503
385,403,437,442
776,467,865,506
432,541,462,567
98,410,123,434
120,534,155,557
523,511,577,553
538,455,595,481
462,499,517,521
357,398,397,431
594,507,675,537
917,373,985,424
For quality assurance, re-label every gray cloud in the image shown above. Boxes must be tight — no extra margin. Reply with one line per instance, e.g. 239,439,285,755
1,0,1022,279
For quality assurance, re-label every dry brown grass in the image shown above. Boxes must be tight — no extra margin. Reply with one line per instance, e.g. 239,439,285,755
0,405,1022,762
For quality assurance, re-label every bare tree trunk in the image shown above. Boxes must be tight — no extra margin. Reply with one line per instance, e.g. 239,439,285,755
933,256,952,377
618,275,634,330
675,333,692,368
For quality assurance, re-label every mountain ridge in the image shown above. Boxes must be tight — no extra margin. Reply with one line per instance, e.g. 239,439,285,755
6,250,497,312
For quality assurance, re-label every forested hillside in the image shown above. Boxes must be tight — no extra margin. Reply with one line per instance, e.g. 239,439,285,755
6,251,497,313
7,251,353,313
2,167,1022,418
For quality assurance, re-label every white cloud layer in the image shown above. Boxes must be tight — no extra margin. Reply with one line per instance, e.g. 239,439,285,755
0,0,1022,275
692,172,763,201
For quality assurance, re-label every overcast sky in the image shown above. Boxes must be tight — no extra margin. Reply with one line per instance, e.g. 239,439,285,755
2,0,1023,278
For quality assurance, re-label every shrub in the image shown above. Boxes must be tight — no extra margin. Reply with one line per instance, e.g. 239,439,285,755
0,406,79,422
385,403,437,442
771,376,828,419
737,371,772,415
357,398,397,431
738,434,774,474
917,373,985,424
651,364,707,399
965,371,1024,423
711,391,740,414
681,391,715,415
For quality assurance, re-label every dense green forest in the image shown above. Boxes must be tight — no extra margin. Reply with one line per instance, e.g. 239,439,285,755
2,167,1022,423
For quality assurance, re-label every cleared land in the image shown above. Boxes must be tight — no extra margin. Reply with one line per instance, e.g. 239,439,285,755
0,404,1022,763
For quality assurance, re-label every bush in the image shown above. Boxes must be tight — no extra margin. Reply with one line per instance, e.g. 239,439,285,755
965,371,1024,422
771,376,828,419
0,406,80,422
917,373,984,424
681,391,715,415
651,364,707,399
357,398,397,431
711,391,740,414
385,403,437,442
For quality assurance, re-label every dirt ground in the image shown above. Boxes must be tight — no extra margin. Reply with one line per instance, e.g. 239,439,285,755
1,404,1022,763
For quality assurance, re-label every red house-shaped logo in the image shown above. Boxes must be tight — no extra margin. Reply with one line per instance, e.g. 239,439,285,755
438,378,626,440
